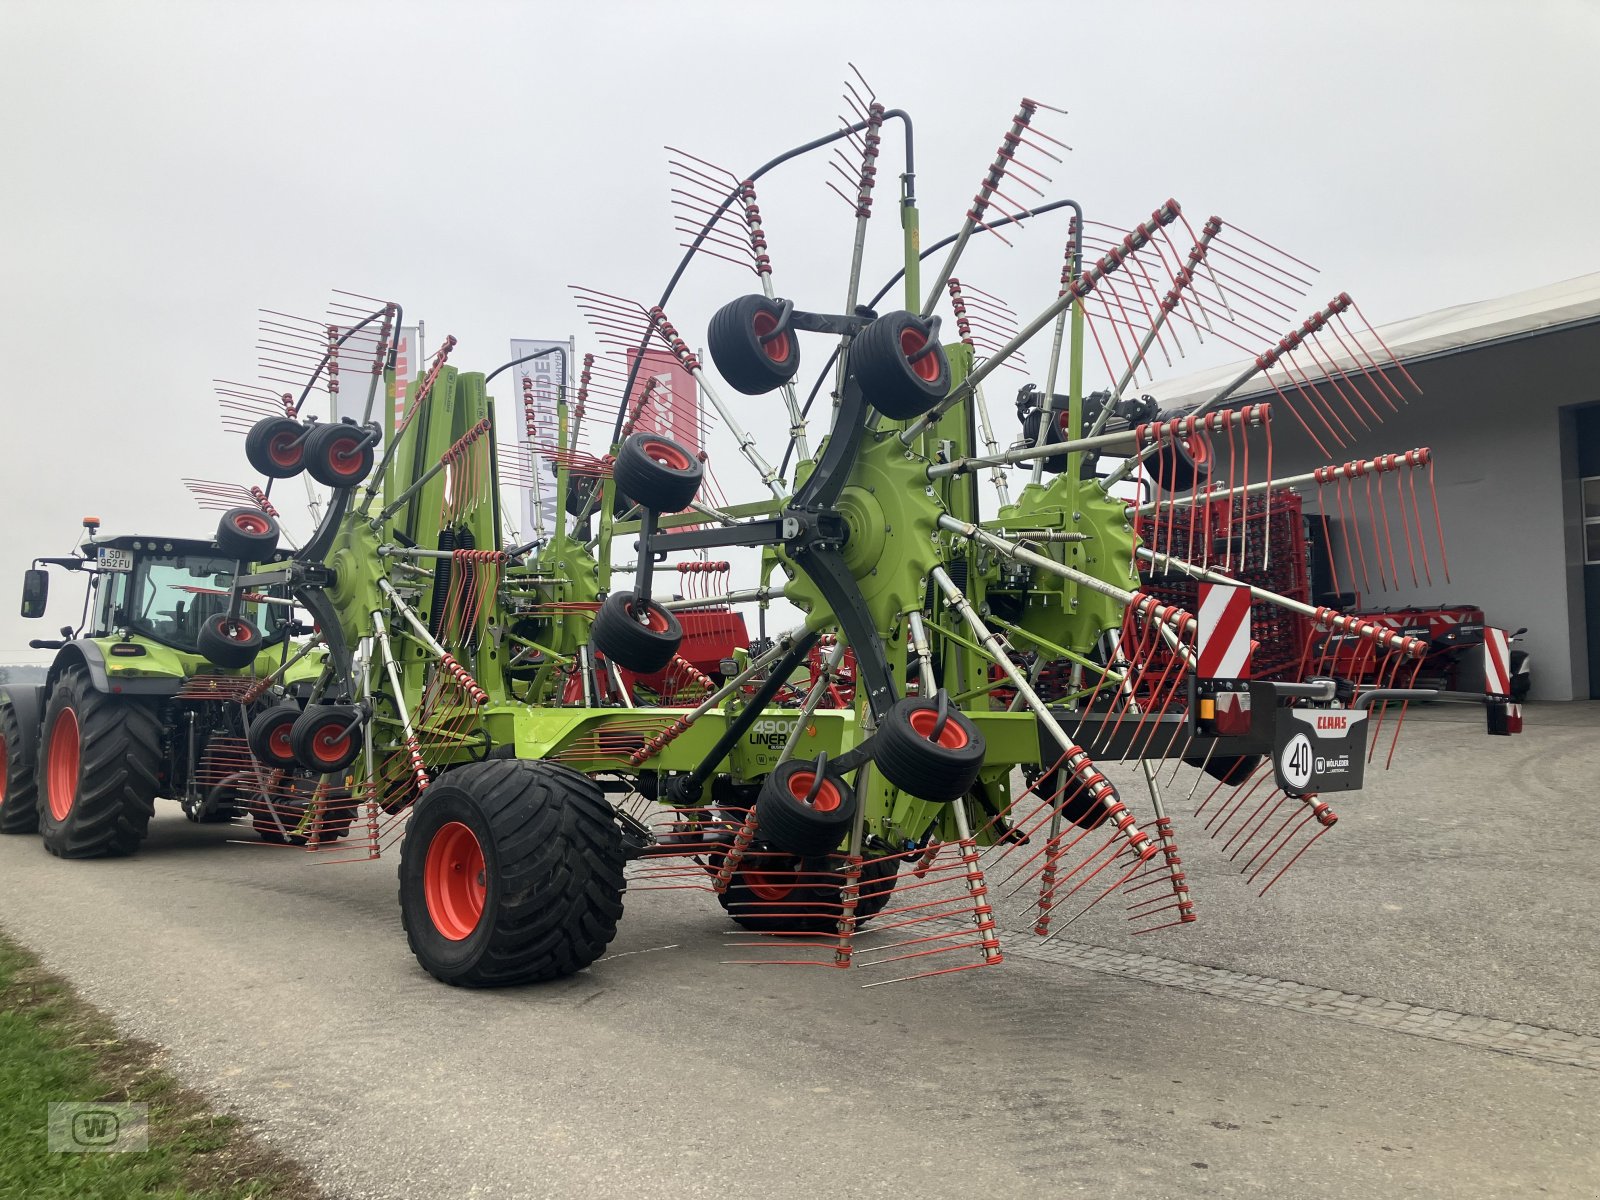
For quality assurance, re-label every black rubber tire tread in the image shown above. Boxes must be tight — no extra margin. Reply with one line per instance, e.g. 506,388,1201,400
289,704,363,773
215,507,281,562
244,416,307,479
717,855,898,935
38,666,161,858
303,422,375,490
0,702,39,835
197,614,263,670
850,310,952,420
706,293,801,395
753,759,859,856
399,759,626,987
589,592,682,675
872,695,986,803
612,432,704,514
1148,432,1211,493
248,704,302,769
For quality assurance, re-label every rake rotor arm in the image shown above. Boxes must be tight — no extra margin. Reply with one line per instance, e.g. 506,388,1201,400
778,198,1084,480
608,109,915,448
662,631,821,805
901,200,1183,444
1136,545,1428,659
928,565,1154,862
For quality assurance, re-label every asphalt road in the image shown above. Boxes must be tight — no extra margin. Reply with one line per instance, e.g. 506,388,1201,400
1,703,1596,1199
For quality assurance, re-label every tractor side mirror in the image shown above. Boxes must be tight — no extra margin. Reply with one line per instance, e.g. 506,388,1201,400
20,569,48,618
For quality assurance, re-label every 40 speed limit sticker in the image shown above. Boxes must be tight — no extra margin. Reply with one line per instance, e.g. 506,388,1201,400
1272,707,1369,795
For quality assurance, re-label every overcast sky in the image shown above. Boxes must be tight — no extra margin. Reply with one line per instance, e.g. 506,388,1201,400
3,0,1597,661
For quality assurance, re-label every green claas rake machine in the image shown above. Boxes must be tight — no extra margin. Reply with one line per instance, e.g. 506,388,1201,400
1,74,1522,987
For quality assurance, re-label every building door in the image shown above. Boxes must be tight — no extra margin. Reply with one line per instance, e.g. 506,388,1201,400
1586,476,1600,698
1579,406,1600,698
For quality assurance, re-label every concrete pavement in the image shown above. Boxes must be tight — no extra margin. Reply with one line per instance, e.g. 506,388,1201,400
1,701,1595,1198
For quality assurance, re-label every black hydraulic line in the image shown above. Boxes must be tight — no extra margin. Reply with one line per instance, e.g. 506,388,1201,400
670,631,821,802
779,198,1084,478
606,110,916,451
485,345,567,386
291,306,391,418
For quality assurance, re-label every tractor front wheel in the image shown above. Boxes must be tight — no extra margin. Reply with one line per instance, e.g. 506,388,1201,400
398,759,626,987
37,667,161,858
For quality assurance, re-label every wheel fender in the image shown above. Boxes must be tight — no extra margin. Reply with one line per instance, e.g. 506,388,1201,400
0,683,47,770
47,642,112,693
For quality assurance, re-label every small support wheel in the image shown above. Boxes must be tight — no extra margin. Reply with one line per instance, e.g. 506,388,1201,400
612,432,704,514
1149,432,1212,492
303,421,376,489
707,294,801,395
872,694,986,802
248,704,301,769
850,310,951,420
197,614,264,670
716,853,899,934
244,416,308,479
398,759,626,986
290,704,364,774
590,592,682,674
752,758,859,856
215,507,281,562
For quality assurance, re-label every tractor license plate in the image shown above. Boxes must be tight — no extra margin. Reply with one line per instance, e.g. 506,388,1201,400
1272,707,1368,795
96,547,134,573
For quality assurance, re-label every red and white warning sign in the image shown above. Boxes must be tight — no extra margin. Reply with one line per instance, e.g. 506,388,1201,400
1482,627,1511,698
1197,583,1253,680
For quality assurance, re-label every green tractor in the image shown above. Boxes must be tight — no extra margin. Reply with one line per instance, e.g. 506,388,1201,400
0,512,335,856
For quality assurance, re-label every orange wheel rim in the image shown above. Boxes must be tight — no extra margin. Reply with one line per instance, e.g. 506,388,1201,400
900,328,940,382
744,870,793,903
786,770,842,813
641,438,692,472
424,821,487,941
753,310,791,363
47,708,80,822
909,708,969,749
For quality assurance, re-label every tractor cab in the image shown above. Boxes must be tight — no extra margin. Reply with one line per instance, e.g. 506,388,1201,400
21,528,293,659
87,535,293,655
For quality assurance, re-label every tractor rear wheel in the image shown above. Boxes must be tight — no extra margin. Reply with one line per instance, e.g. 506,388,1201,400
398,759,626,987
37,667,162,858
0,702,39,835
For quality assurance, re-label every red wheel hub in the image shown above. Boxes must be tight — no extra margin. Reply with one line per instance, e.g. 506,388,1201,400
752,310,792,364
328,434,365,474
900,328,941,382
641,438,692,472
743,870,794,903
268,432,302,469
216,618,253,642
47,708,80,822
631,600,670,632
232,512,271,535
786,770,842,813
310,724,350,768
909,708,969,750
268,725,293,761
424,821,487,941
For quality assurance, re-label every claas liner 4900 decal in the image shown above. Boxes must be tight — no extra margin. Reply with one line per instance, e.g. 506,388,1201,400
0,76,1522,987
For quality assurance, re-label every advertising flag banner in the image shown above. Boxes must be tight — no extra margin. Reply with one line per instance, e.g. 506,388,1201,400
509,338,573,545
